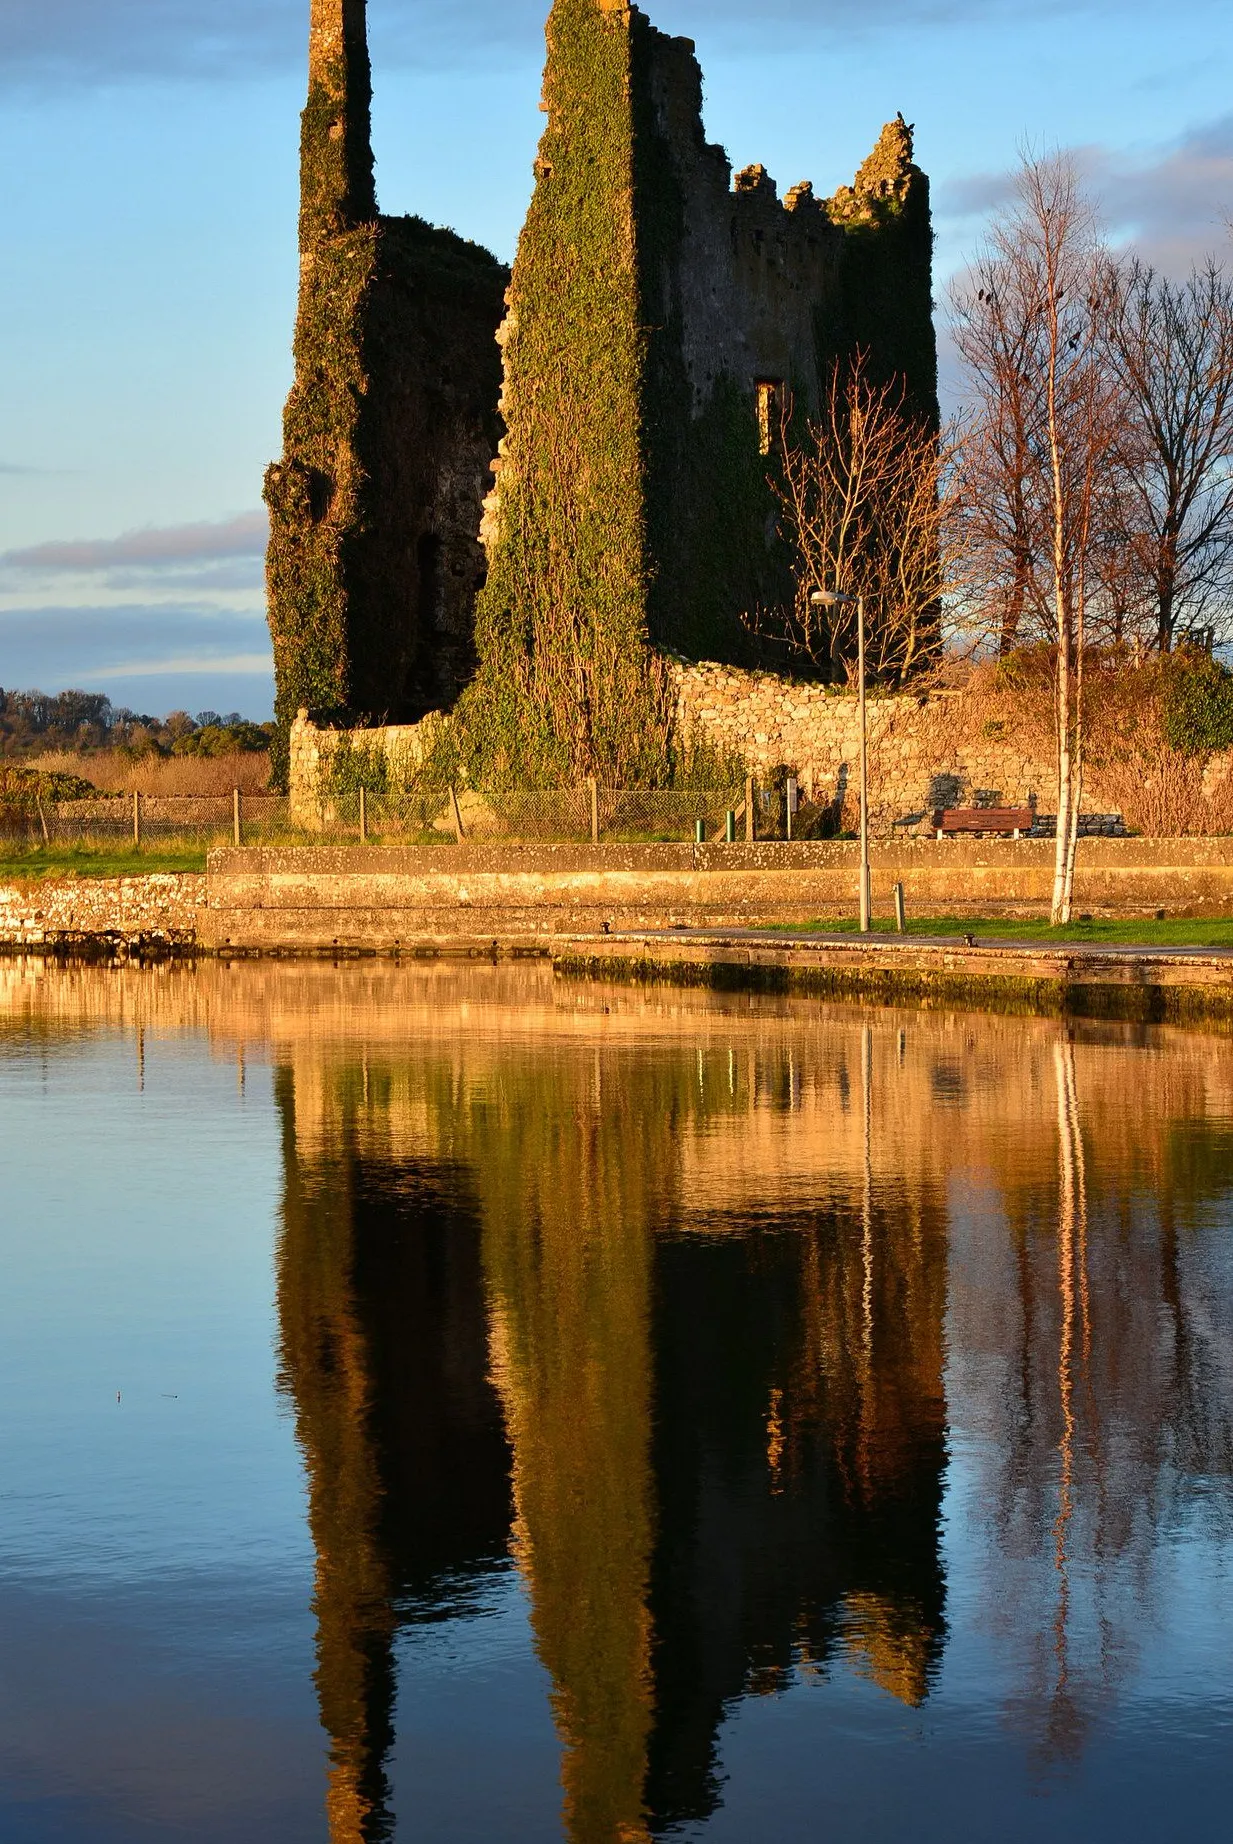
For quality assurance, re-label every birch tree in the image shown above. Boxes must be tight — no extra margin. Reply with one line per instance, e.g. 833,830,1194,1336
954,156,1123,923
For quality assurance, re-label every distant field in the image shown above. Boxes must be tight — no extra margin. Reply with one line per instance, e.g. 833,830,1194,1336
790,915,1233,949
27,750,271,796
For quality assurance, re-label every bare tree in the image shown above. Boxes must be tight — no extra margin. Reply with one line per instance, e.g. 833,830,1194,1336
953,156,1124,923
952,257,1052,653
756,353,962,685
1106,257,1233,653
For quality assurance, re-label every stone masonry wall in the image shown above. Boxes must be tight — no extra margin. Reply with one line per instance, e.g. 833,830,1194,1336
0,875,206,949
290,663,1233,839
289,708,443,828
290,671,1067,835
672,662,1056,828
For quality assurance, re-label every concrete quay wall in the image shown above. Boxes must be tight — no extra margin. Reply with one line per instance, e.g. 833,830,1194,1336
5,840,1231,959
557,932,1233,1022
199,839,1233,951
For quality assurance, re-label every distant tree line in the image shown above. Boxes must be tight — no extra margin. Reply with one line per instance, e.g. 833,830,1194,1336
0,689,273,760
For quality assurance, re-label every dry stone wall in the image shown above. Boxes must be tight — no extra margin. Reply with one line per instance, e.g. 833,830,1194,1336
290,671,1066,836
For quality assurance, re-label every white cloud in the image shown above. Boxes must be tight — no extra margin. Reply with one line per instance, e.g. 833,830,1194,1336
937,115,1233,277
87,652,274,680
1,512,267,575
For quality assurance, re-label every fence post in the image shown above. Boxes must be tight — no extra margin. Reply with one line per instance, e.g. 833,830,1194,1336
35,793,50,846
449,786,466,844
695,818,705,847
726,810,736,845
588,776,599,845
894,882,907,934
745,775,754,843
233,788,243,848
132,791,141,847
358,785,367,845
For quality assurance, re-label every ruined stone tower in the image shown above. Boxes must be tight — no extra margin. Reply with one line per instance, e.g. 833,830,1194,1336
266,0,937,785
264,0,507,757
471,0,938,781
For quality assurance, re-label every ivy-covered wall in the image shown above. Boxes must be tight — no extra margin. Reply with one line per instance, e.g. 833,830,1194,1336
465,0,674,789
265,0,507,781
473,1,938,784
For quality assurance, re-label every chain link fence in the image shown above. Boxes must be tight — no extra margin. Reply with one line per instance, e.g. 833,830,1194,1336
5,784,803,850
320,783,760,845
3,794,291,848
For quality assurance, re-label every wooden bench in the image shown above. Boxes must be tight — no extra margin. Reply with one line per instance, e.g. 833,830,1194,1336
932,806,1034,839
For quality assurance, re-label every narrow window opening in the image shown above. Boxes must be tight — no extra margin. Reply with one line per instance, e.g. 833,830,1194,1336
756,379,784,456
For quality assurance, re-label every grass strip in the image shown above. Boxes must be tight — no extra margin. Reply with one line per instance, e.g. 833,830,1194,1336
0,846,208,881
784,915,1233,949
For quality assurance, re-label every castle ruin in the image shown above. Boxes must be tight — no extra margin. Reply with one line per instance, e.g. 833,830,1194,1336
266,0,938,783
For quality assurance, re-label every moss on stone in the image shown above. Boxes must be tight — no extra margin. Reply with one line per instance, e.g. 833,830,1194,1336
462,0,673,790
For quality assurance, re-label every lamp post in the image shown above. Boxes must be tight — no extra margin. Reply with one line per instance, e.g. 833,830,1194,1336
812,588,871,933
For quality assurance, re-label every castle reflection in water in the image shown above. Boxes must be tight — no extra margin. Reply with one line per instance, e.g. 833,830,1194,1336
253,962,1233,1842
8,958,1231,1840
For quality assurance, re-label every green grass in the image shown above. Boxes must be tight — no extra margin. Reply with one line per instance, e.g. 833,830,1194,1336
783,915,1233,949
0,843,208,881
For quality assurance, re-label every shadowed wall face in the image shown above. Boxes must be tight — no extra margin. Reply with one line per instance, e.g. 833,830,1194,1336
265,0,507,767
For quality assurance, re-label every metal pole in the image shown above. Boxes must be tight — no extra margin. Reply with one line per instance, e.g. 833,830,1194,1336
358,785,367,845
858,594,871,933
726,809,736,845
234,787,243,848
745,774,754,843
589,776,599,845
132,790,141,848
893,881,907,934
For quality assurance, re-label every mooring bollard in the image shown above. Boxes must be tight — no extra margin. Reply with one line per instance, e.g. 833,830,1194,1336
359,785,367,845
132,790,141,847
233,788,243,848
726,810,737,844
894,881,907,934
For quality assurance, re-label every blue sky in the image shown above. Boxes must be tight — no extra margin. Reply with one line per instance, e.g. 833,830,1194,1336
0,0,1230,719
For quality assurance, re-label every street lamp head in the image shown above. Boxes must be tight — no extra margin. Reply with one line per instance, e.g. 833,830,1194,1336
810,588,858,608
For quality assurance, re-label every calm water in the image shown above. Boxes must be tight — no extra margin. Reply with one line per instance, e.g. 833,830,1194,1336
1,961,1232,1842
